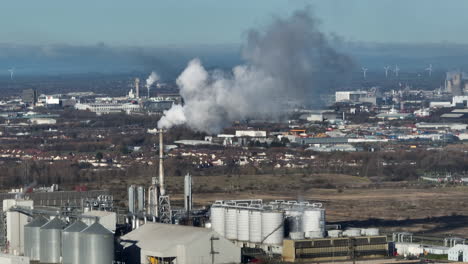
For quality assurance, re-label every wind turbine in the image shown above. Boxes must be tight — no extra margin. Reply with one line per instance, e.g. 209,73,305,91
7,68,14,80
425,64,433,77
384,66,391,78
394,65,400,77
362,67,368,79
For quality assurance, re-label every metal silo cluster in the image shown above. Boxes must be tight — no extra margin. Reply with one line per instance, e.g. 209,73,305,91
210,199,325,246
23,216,114,264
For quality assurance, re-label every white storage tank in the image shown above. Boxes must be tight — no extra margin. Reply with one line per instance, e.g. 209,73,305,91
248,210,262,243
237,209,249,241
225,208,238,240
328,230,343,238
24,216,48,261
362,228,379,236
79,222,114,264
343,228,361,237
261,210,284,245
302,209,325,238
210,206,225,236
40,217,66,264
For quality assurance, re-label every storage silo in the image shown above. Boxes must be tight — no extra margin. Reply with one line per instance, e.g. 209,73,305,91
62,220,88,264
248,209,262,243
225,207,238,240
24,216,48,261
237,209,249,241
128,185,136,214
40,217,66,264
261,210,284,245
302,209,325,238
210,206,225,236
137,186,145,212
79,222,114,264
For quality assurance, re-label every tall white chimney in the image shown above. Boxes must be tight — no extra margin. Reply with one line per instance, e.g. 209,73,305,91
159,130,165,196
135,78,140,98
184,173,192,212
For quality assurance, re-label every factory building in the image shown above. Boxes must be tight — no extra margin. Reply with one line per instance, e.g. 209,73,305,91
448,244,468,262
75,102,140,115
120,222,241,264
21,89,37,106
282,236,388,262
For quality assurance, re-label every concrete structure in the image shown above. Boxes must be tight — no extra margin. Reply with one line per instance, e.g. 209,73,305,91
3,199,33,255
448,244,468,262
121,222,241,264
0,253,30,264
29,117,57,125
82,210,116,233
21,89,37,106
453,95,468,107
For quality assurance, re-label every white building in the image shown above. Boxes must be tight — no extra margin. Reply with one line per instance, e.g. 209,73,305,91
75,102,140,115
453,95,468,107
448,244,468,262
235,130,267,137
335,91,368,103
0,253,30,264
29,118,57,125
120,223,241,264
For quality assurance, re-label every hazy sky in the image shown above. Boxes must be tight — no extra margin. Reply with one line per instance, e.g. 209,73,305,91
1,0,467,46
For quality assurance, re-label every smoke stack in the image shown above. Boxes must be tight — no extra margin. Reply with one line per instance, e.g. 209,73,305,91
135,78,140,98
159,130,165,195
184,173,192,212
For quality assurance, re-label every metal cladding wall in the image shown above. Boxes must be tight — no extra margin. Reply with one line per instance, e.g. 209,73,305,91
128,185,136,214
225,208,238,240
23,216,48,261
79,222,114,264
248,210,262,243
261,211,284,245
210,206,225,236
237,209,249,241
40,217,66,264
62,221,88,264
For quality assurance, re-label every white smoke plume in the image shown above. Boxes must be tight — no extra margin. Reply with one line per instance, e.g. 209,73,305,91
158,8,353,134
146,71,160,89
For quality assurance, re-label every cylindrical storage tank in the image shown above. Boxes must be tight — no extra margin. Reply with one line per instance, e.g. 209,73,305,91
343,228,361,237
261,210,284,245
362,228,379,236
40,217,66,264
328,230,343,238
237,209,249,241
79,222,114,264
62,220,88,264
210,206,225,236
225,208,238,240
24,216,48,261
290,232,305,240
248,210,262,243
302,209,324,238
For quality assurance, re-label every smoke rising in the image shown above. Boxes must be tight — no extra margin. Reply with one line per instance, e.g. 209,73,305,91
158,8,354,134
146,71,160,88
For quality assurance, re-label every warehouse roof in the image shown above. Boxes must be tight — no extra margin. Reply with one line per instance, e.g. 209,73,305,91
121,223,218,257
